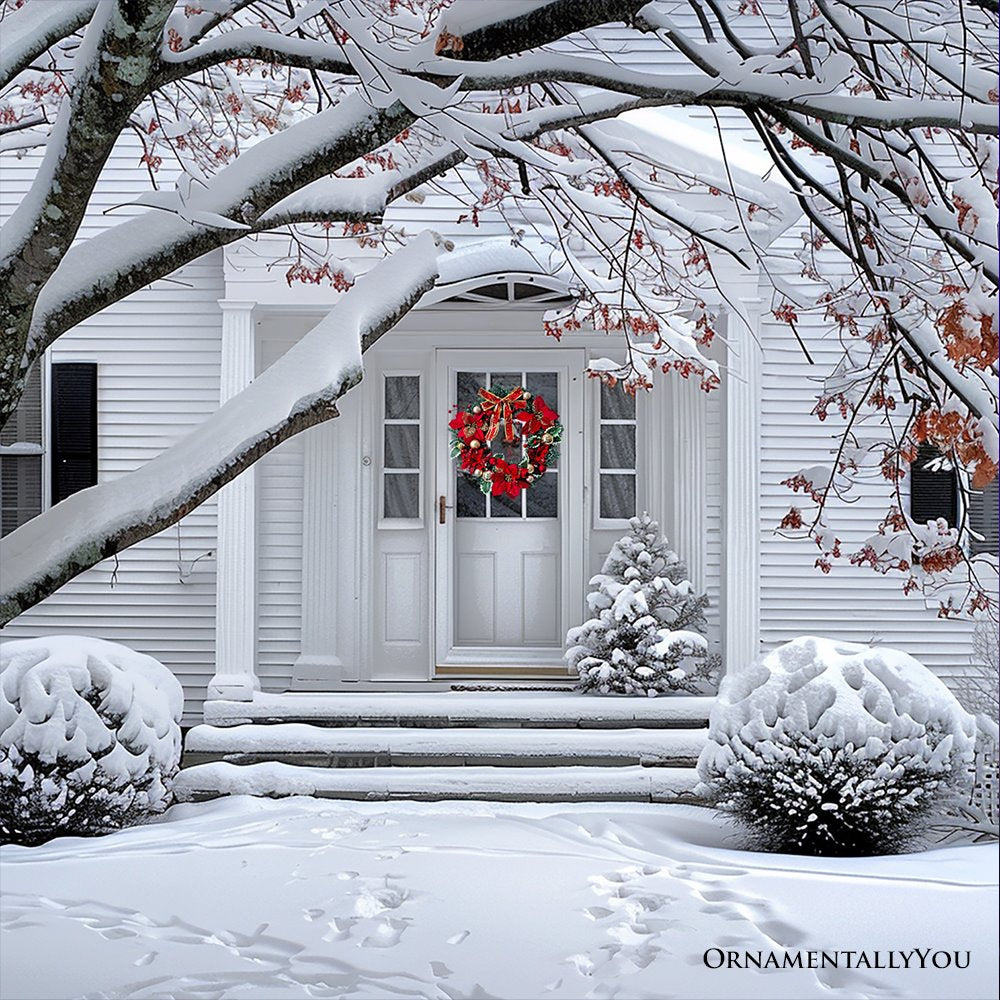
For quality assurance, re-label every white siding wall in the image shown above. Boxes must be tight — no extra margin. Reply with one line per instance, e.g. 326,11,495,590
255,323,310,693
758,307,976,673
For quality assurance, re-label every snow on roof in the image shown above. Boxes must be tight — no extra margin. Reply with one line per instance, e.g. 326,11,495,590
587,111,800,247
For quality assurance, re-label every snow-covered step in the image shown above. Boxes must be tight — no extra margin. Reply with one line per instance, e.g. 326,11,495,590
204,691,714,729
173,762,701,803
183,723,708,768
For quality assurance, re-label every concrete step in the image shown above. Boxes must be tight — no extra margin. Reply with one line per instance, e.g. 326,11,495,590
205,691,714,729
183,723,708,768
173,761,701,804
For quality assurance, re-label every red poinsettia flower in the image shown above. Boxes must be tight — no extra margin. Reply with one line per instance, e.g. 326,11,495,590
516,409,544,436
533,396,558,426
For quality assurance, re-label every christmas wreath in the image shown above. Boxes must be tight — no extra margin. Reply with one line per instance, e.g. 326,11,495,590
449,385,563,497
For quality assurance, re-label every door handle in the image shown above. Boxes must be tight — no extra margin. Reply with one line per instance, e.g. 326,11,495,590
439,495,450,524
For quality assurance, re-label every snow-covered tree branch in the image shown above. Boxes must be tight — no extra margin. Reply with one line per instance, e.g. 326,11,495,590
1,0,997,618
0,233,439,625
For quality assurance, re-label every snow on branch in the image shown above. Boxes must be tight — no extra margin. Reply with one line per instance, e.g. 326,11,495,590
0,232,441,625
0,0,98,89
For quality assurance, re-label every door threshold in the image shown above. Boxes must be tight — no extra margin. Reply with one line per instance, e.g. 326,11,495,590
435,664,573,679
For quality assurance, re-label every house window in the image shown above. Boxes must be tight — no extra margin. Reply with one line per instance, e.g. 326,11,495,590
0,366,43,536
910,442,998,556
597,382,637,520
382,374,421,520
969,478,999,557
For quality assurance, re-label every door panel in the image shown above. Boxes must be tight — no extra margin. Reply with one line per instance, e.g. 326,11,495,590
435,352,583,672
455,551,497,643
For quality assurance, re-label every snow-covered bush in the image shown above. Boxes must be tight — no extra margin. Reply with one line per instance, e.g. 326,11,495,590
0,637,184,846
566,514,719,696
697,636,976,856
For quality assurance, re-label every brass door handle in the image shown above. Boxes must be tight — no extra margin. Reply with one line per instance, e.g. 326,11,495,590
439,495,449,524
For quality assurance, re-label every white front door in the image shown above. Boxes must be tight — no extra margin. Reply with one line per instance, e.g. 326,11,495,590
434,350,584,675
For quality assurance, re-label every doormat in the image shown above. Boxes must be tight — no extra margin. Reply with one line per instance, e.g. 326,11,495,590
449,684,577,692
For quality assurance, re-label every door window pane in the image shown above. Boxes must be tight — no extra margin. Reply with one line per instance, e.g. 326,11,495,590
526,372,558,410
600,474,636,520
526,472,558,519
490,488,522,518
382,374,420,520
600,382,635,420
456,473,486,518
600,424,636,469
384,424,420,468
384,473,420,519
385,375,420,419
597,378,637,520
457,371,486,411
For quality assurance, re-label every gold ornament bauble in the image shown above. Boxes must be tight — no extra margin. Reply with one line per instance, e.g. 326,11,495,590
526,475,536,483
542,432,553,443
469,439,481,450
473,469,482,478
522,392,532,401
525,463,535,473
472,405,482,414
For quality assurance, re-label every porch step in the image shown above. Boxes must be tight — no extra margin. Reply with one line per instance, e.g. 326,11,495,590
173,761,701,804
182,723,708,768
204,691,714,729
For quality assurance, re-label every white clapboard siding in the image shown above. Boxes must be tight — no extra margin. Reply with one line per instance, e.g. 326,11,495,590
255,330,309,695
256,435,304,695
757,254,977,673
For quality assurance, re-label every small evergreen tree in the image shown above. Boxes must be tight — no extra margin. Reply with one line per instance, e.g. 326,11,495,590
566,513,719,695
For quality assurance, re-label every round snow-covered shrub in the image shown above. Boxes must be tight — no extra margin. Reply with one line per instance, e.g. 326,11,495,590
0,636,184,846
697,636,976,856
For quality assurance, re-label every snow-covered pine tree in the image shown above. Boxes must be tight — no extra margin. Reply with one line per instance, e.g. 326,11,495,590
566,513,718,696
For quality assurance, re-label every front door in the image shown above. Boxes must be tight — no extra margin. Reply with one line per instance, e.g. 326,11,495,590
434,350,584,675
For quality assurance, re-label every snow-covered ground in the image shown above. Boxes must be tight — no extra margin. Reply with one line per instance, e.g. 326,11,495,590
1,798,996,1000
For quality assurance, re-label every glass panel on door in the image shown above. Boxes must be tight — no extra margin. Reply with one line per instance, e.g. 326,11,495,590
455,370,559,521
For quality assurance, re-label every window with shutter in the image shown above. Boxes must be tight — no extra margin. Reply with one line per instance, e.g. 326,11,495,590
51,362,98,504
909,443,958,527
909,443,998,557
969,478,999,557
0,366,44,536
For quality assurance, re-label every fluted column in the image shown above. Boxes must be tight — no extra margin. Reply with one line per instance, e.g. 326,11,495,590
669,375,707,590
291,419,348,686
209,300,259,701
722,298,763,674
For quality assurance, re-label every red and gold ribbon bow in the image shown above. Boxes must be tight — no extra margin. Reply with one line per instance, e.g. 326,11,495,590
478,386,525,442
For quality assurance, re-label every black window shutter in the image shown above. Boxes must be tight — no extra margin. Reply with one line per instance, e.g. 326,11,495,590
910,443,958,527
51,363,98,504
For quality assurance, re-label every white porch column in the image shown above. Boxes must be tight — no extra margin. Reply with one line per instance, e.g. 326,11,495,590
292,399,364,687
668,376,707,589
721,299,764,673
209,299,260,701
292,420,346,685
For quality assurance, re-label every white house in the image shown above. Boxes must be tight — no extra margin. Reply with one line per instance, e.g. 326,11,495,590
1,117,994,733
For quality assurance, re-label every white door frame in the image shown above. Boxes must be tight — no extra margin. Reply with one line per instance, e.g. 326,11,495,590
433,348,585,673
